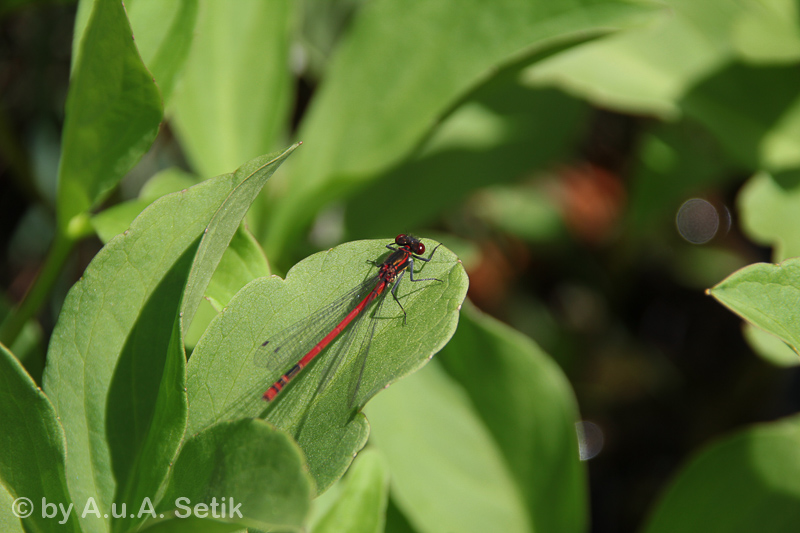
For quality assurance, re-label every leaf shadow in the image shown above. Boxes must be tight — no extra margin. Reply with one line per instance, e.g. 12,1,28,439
105,237,200,525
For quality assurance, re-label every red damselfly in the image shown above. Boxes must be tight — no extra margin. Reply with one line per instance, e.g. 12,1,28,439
254,234,441,404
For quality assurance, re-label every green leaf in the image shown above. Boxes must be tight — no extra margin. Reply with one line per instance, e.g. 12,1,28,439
345,82,585,239
365,360,531,533
471,183,566,243
366,304,586,533
42,146,299,533
205,225,270,310
91,167,199,243
139,167,200,200
186,237,468,492
0,345,79,533
184,298,219,353
126,0,199,103
171,0,292,178
732,0,800,64
93,169,271,350
58,0,163,233
0,487,25,533
0,295,46,383
71,0,95,71
708,258,800,354
680,63,800,172
313,448,390,533
738,170,800,261
642,415,800,533
132,520,242,533
264,0,663,256
383,499,417,533
184,225,270,349
185,225,271,350
522,0,739,118
142,419,312,533
438,305,587,533
92,199,153,243
742,323,800,368
107,250,192,533
181,146,302,330
92,167,266,305
74,0,198,104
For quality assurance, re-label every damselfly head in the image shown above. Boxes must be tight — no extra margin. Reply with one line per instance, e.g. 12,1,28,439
395,233,425,254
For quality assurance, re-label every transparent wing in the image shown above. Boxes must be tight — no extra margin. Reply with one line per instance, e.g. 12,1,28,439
220,298,376,422
313,283,388,406
313,298,373,397
346,294,384,409
253,274,380,376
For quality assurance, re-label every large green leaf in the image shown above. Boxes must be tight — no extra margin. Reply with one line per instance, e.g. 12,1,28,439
0,295,46,384
264,0,663,256
42,146,298,533
708,258,800,354
522,0,740,118
58,0,163,233
71,0,98,71
181,146,301,331
106,247,191,533
204,226,270,310
0,487,24,533
438,305,587,533
0,345,79,533
184,225,271,350
366,305,586,533
185,224,272,349
525,1,800,170
365,360,531,533
741,323,800,368
126,0,199,103
186,237,468,492
731,0,800,64
171,0,292,178
345,81,587,240
642,415,800,533
141,419,312,533
471,183,566,244
75,0,197,104
92,166,271,349
91,167,199,243
738,170,800,261
313,448,390,533
680,63,800,173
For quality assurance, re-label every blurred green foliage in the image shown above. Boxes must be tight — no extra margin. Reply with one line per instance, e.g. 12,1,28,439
3,0,800,532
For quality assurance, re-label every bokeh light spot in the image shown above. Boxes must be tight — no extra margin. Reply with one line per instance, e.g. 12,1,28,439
576,420,604,461
676,198,719,244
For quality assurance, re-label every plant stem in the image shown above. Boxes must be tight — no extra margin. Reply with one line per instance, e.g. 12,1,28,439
0,230,75,348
